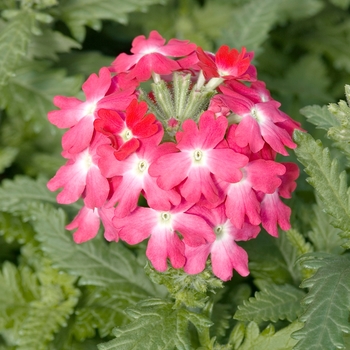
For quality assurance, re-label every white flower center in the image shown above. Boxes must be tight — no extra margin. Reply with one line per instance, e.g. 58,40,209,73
137,160,148,173
214,225,224,239
251,107,264,123
121,128,133,142
161,212,171,221
159,211,173,229
80,150,93,172
84,102,97,116
192,149,205,165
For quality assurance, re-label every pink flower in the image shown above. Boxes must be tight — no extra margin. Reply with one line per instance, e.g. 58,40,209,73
113,202,215,271
260,162,299,237
66,205,117,243
260,192,291,237
48,67,135,154
47,132,110,208
184,205,259,281
149,111,248,204
94,99,160,160
222,159,286,228
218,88,296,155
111,30,196,82
196,45,256,81
97,130,181,217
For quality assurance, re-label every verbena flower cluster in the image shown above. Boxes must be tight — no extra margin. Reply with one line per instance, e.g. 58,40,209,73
47,31,301,281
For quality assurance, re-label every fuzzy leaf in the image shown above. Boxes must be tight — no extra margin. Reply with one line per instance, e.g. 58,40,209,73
0,62,82,133
72,285,146,340
299,13,350,73
293,254,350,350
58,0,166,41
0,211,35,244
276,0,324,23
0,176,59,216
33,204,165,298
234,284,305,324
0,10,35,85
300,105,341,131
308,202,345,254
57,51,114,76
241,233,300,286
97,299,212,350
0,146,18,174
236,321,302,350
217,0,278,53
329,0,350,8
294,130,350,247
268,55,331,108
28,28,81,60
0,261,80,350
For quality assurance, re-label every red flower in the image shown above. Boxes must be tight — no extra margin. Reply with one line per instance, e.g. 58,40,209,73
196,45,256,81
95,99,160,160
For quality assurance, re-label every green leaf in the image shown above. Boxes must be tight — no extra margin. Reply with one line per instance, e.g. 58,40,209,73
0,10,35,85
294,130,350,247
308,202,345,254
236,321,302,350
97,299,212,350
242,231,303,287
72,285,148,340
300,105,341,131
234,284,305,324
28,28,81,60
0,211,35,244
329,0,350,10
33,204,165,298
145,262,223,309
0,176,58,216
298,13,350,73
292,254,350,350
57,51,114,76
267,55,332,109
58,0,167,41
217,0,278,54
0,261,80,350
0,62,82,133
0,146,18,174
276,0,324,24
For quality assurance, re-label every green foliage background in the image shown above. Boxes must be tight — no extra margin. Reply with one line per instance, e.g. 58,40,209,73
1,0,350,349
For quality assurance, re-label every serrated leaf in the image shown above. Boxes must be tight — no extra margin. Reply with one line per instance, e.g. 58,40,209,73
292,254,350,350
0,62,82,133
308,202,345,254
234,284,305,324
57,51,114,76
217,0,278,54
268,55,332,109
58,0,166,41
0,176,58,216
294,130,350,247
300,105,341,130
237,321,302,350
97,299,212,350
329,0,350,9
72,285,147,340
28,28,81,60
0,211,35,244
0,261,80,350
276,0,324,24
33,204,165,299
0,10,35,85
299,13,350,73
241,233,299,286
0,146,18,174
